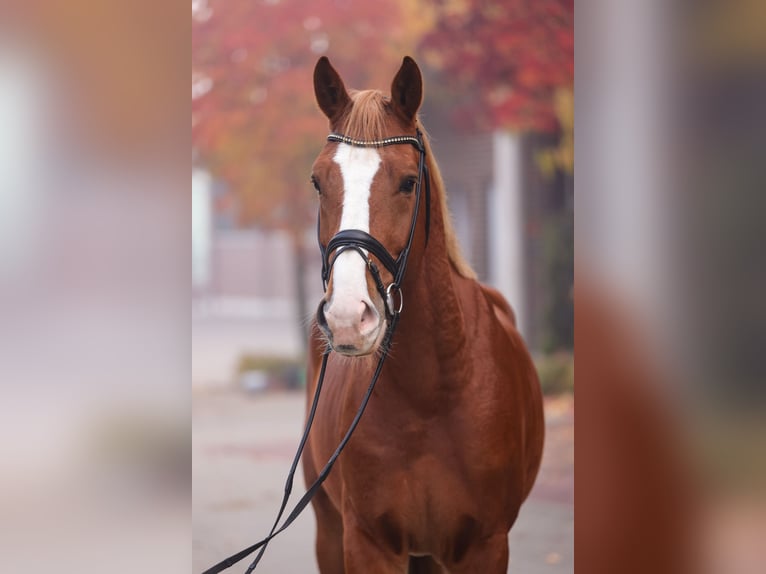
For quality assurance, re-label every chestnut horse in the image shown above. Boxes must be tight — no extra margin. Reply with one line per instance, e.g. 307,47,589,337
304,56,544,574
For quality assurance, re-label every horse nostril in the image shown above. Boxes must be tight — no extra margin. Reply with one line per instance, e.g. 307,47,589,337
359,300,377,331
316,301,330,333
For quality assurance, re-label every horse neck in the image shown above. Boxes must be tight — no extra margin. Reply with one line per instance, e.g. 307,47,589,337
385,183,470,391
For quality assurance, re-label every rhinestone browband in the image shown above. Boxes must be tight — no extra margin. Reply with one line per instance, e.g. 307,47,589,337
327,133,423,150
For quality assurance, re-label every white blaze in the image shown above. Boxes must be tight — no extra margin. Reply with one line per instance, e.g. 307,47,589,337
331,144,381,308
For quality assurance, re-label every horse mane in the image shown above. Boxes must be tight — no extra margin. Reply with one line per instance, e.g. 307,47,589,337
341,90,477,280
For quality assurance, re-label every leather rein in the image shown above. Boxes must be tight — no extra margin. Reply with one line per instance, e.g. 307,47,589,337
202,129,430,574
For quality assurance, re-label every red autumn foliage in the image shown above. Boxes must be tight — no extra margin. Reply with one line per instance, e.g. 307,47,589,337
192,0,415,228
420,0,573,133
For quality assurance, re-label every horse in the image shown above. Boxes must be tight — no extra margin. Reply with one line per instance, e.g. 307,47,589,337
303,56,544,574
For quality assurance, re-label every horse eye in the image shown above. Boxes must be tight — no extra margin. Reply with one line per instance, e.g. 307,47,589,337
399,177,416,194
311,176,321,194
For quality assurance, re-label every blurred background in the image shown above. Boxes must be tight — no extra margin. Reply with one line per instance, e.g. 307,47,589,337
0,0,762,573
192,1,573,572
0,2,188,573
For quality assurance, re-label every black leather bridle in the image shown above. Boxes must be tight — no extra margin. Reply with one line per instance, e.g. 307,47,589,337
201,129,430,574
319,129,430,318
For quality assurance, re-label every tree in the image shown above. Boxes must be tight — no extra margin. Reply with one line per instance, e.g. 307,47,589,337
421,0,574,352
192,0,421,352
420,0,573,138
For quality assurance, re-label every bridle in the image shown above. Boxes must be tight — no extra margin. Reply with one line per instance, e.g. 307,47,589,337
319,129,430,318
202,128,431,574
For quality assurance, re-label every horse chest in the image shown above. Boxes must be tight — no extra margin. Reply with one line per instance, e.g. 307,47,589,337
341,411,507,540
341,436,496,559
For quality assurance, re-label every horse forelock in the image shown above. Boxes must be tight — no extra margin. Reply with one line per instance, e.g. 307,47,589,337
337,89,477,281
341,90,389,142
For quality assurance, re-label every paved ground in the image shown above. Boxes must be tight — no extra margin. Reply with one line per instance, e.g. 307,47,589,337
193,391,573,573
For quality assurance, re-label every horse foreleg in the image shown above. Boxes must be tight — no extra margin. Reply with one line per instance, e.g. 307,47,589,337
342,511,408,573
408,555,444,573
311,486,345,574
444,533,509,574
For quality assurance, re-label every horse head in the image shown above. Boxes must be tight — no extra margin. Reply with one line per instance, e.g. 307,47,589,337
311,56,427,356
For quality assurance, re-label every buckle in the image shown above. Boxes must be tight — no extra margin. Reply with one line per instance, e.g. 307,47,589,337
385,283,404,316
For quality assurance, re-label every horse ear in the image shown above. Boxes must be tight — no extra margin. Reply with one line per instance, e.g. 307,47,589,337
390,56,423,123
314,56,351,121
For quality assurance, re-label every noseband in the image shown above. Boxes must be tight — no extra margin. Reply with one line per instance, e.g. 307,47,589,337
318,129,431,318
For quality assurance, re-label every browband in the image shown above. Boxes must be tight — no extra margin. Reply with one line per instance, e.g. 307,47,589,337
327,133,424,151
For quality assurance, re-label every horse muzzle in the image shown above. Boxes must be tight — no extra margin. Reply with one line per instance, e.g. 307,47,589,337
316,296,383,356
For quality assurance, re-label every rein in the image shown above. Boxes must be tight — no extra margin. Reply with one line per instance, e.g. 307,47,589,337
202,129,429,574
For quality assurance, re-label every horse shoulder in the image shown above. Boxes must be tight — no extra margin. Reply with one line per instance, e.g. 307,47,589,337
474,282,545,501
